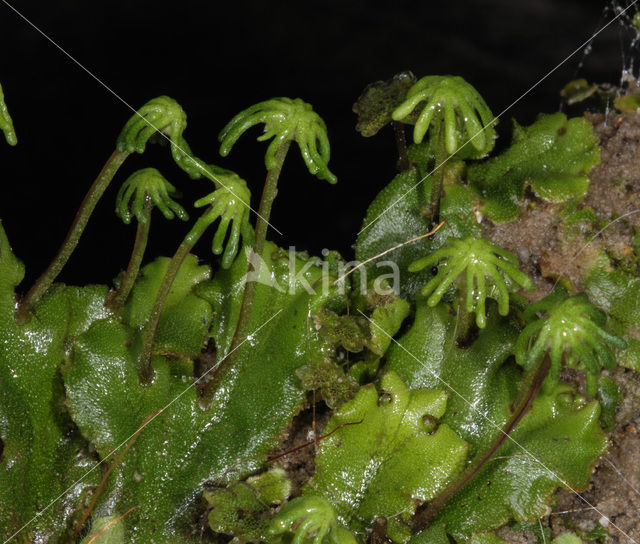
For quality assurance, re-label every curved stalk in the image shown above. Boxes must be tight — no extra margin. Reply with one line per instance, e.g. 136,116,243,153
453,274,473,345
429,121,447,225
217,141,292,378
411,355,551,532
184,140,291,391
138,197,227,382
251,141,292,263
18,150,129,321
392,121,409,171
138,237,197,383
108,200,152,313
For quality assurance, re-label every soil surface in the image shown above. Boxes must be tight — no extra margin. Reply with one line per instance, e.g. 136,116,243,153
268,404,330,499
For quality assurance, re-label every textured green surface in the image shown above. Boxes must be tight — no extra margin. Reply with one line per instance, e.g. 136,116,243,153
422,385,606,542
207,483,271,542
64,242,345,542
115,95,203,179
219,97,336,184
367,295,411,356
392,75,496,159
305,371,469,541
584,253,640,372
356,168,480,299
597,375,621,432
115,168,188,225
205,468,290,542
386,301,522,455
386,300,606,542
121,255,212,357
296,357,360,410
0,222,104,542
268,495,346,544
79,515,126,543
353,71,416,137
515,288,626,389
189,171,253,268
468,113,600,223
409,236,534,328
0,74,630,544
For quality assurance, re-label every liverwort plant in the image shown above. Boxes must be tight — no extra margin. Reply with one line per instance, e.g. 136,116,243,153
515,287,627,395
115,167,189,226
217,96,337,271
0,69,637,544
139,170,252,381
116,95,200,178
391,75,496,221
190,170,254,268
110,168,189,311
219,97,337,184
16,146,129,320
217,97,336,364
409,236,535,330
0,80,350,541
17,95,196,320
268,496,347,544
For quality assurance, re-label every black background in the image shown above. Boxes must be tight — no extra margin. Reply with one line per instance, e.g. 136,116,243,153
0,0,629,290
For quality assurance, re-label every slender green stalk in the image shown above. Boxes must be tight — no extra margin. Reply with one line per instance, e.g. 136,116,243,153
411,355,551,532
139,175,252,382
223,141,292,370
454,275,473,345
429,122,447,225
109,201,152,313
18,150,129,321
254,142,291,258
392,121,409,171
139,236,198,383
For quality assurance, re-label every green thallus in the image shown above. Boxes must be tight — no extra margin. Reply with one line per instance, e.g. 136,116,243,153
0,71,630,543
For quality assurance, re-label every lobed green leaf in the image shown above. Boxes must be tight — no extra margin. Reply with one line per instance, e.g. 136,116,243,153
468,113,601,223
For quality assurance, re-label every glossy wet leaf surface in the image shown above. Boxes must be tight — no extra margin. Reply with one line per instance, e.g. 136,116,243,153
386,300,606,542
386,302,522,455
420,384,606,542
356,168,480,299
64,242,345,542
304,371,469,542
0,222,104,542
468,113,600,223
121,255,213,358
